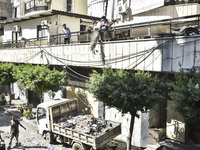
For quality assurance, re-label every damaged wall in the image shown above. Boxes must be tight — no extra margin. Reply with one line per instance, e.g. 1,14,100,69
105,107,149,148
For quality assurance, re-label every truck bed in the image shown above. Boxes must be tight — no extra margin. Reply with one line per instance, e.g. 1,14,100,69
52,115,121,149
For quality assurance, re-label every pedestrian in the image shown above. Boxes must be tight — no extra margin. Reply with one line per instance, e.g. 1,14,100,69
7,116,26,149
63,24,71,44
88,20,101,51
100,16,113,40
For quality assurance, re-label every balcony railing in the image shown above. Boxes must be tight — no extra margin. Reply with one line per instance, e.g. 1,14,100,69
25,6,48,14
165,0,200,5
1,14,200,49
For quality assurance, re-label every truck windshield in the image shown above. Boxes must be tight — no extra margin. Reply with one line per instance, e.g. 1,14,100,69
37,107,46,119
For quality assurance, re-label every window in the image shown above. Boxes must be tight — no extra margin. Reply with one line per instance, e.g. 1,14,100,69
37,107,46,119
12,7,17,18
67,0,72,12
37,25,48,39
12,31,18,43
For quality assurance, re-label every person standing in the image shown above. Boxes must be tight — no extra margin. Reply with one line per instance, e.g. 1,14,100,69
63,24,71,44
7,116,26,149
100,16,113,40
88,20,101,51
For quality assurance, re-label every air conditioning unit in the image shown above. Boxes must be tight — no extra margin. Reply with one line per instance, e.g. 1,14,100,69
41,20,50,28
13,25,21,32
118,3,128,14
41,20,49,26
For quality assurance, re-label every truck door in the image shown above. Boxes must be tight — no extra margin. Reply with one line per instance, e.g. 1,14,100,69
37,107,48,135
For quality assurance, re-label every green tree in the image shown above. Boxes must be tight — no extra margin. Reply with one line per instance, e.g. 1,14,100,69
16,64,68,103
86,67,167,150
0,63,17,106
169,68,200,123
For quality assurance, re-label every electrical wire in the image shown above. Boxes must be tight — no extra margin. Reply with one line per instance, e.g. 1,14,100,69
17,36,200,81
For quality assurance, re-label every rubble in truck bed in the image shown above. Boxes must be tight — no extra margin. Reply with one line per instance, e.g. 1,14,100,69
55,115,116,136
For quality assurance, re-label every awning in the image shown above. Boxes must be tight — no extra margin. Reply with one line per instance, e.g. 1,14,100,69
0,9,101,25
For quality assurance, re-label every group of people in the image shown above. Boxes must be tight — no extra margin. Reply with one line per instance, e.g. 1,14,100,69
0,116,26,150
62,16,114,46
87,16,114,51
88,16,113,40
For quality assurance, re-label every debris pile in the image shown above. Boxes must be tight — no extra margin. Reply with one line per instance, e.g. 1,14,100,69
56,115,114,136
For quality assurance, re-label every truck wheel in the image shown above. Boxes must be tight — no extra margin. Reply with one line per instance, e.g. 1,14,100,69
72,142,86,150
46,132,54,144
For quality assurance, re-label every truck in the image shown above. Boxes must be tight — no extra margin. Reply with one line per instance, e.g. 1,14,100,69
36,98,121,150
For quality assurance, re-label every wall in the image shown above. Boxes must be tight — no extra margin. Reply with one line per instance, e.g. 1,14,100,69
166,100,188,143
66,86,102,118
105,107,149,147
3,15,80,42
1,36,200,73
129,4,200,25
74,0,87,15
88,0,104,17
0,0,12,19
88,1,200,25
51,0,67,12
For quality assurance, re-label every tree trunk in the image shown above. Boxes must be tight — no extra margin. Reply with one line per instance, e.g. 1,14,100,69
8,84,12,106
40,91,43,103
25,89,29,104
127,112,136,150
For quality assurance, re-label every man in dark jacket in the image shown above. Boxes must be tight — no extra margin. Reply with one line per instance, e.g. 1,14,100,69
7,116,26,149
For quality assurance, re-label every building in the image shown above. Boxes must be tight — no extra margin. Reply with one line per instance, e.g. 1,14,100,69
1,0,97,44
0,0,200,149
0,0,12,42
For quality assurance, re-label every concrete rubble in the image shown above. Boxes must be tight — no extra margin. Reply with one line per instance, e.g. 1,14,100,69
56,115,114,136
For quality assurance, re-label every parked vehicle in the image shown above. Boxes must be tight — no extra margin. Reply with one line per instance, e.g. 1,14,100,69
36,98,121,150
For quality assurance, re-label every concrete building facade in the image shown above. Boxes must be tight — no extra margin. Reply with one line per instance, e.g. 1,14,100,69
1,0,200,149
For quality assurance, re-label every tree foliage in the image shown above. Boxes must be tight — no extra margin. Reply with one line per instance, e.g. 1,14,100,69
169,68,200,123
0,63,18,105
16,64,68,102
86,67,168,150
87,67,167,115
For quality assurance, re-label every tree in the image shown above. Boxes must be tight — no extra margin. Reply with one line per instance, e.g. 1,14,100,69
16,64,68,103
86,67,168,150
0,63,17,106
169,68,200,123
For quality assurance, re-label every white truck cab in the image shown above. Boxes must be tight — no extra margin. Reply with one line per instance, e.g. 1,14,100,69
36,98,78,143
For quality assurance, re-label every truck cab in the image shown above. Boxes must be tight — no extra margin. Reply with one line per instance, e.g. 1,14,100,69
36,98,78,142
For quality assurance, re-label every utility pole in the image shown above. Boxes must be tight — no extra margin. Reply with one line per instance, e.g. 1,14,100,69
104,0,108,17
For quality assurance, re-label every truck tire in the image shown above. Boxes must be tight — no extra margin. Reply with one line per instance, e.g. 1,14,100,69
46,132,54,144
72,142,86,150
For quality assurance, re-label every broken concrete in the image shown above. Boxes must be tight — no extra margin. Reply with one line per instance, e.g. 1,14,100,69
56,115,114,136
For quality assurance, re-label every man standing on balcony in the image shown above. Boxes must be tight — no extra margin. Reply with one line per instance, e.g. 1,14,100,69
63,24,71,44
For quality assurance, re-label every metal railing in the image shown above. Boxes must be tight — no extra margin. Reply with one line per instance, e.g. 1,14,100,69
1,14,200,49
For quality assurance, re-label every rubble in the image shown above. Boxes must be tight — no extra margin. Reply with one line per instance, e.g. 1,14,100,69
56,115,113,136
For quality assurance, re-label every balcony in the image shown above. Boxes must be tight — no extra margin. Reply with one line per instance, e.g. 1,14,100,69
1,14,200,49
25,0,48,14
25,6,48,14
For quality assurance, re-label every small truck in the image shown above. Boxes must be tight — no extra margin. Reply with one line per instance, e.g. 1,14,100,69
36,98,121,150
